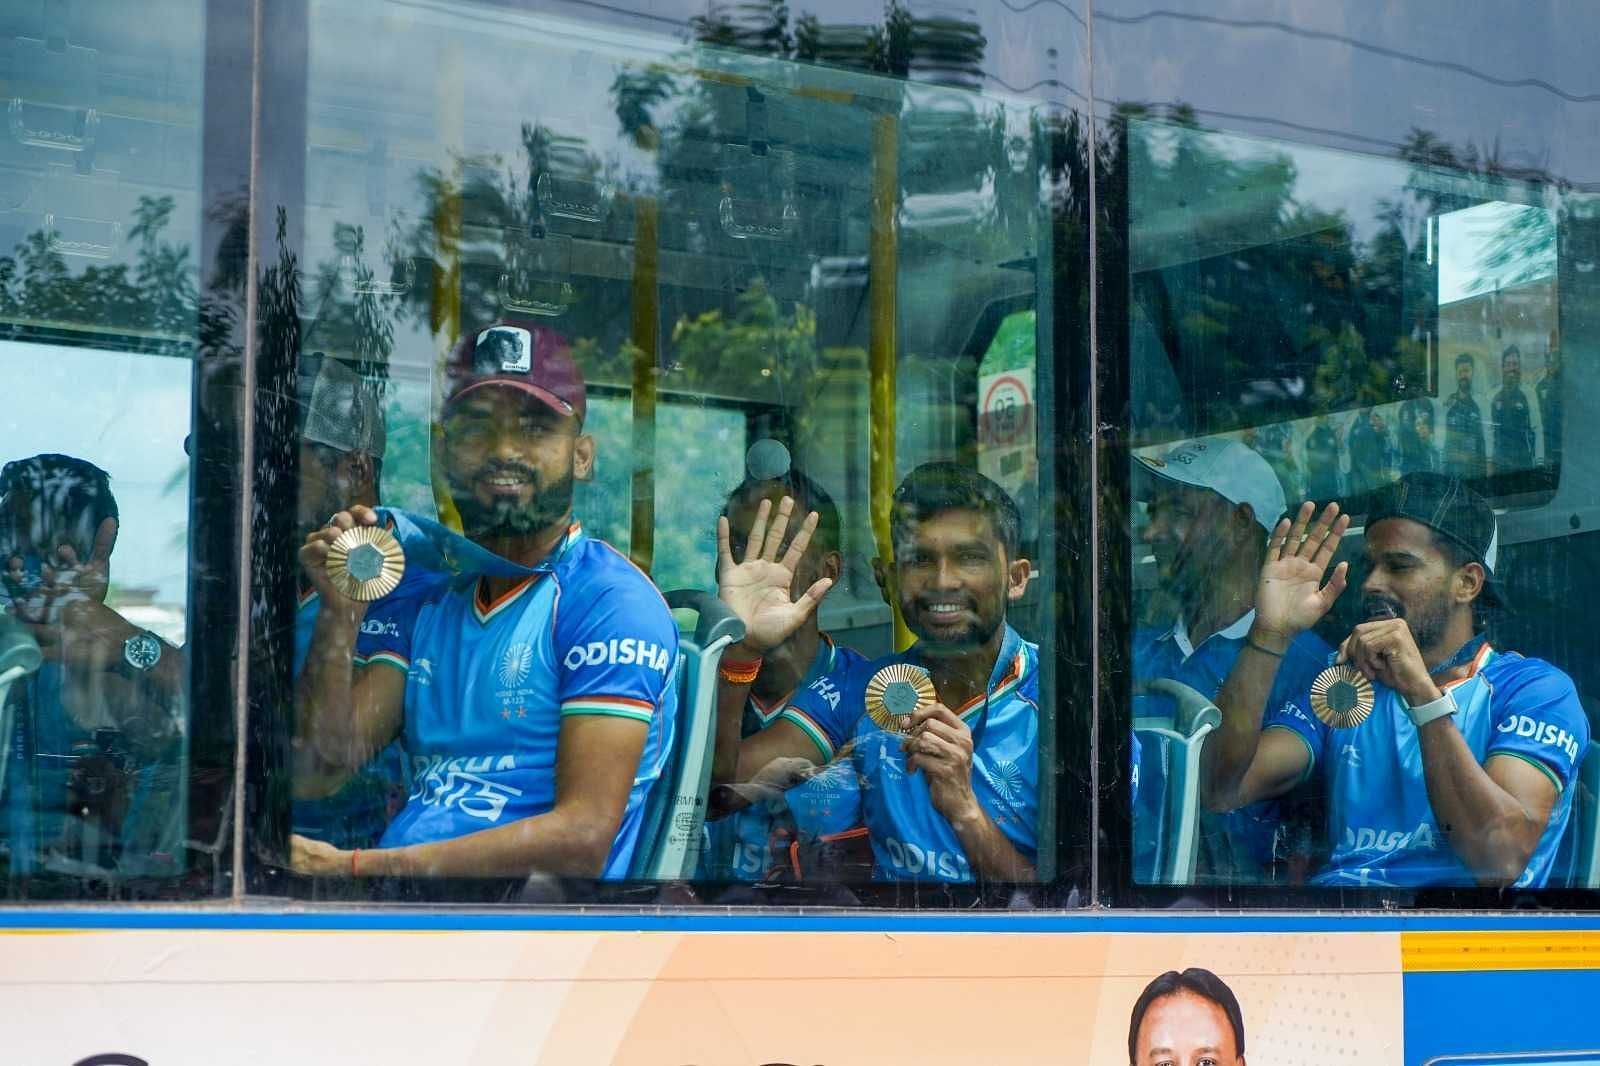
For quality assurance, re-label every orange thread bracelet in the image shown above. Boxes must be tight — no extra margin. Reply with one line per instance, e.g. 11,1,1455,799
351,849,361,878
719,657,763,685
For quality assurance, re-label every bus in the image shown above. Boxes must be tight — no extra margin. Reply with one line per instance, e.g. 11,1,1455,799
1,0,1598,1062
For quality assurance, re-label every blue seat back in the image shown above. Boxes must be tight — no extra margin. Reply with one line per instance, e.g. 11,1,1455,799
628,590,743,880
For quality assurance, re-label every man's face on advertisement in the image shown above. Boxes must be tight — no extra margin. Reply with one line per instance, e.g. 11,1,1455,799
1503,351,1522,390
1457,360,1474,393
1133,992,1244,1066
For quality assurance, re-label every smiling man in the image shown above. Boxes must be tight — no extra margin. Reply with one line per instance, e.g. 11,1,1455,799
1202,471,1588,888
723,462,1039,883
290,322,678,881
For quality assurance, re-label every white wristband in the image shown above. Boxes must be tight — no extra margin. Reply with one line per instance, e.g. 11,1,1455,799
1405,690,1457,727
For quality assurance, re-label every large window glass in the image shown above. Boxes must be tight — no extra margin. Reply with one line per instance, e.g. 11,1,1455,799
1126,114,1597,896
0,1,213,899
279,0,1068,903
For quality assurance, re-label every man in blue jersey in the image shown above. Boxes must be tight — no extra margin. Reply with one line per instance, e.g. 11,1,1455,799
724,462,1038,883
702,465,866,881
1203,471,1588,888
1133,438,1329,882
289,355,411,849
289,321,678,881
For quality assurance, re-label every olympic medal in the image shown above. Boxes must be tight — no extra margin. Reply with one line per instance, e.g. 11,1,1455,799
325,524,406,601
1310,664,1375,729
864,663,935,734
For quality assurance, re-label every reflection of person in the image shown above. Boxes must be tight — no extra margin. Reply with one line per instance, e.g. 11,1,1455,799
1537,332,1562,468
750,464,1039,882
290,321,679,880
1204,472,1587,887
1444,353,1486,480
1491,345,1535,473
1398,398,1439,475
703,464,866,881
1133,440,1329,882
0,455,185,874
1128,968,1246,1066
1302,416,1342,502
290,356,412,850
1346,408,1395,491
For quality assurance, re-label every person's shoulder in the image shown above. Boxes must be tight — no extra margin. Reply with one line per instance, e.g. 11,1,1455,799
831,640,871,673
1485,649,1579,696
560,534,671,612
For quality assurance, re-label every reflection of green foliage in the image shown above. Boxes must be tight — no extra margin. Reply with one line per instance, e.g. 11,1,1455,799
0,194,196,350
1470,205,1557,294
667,277,818,392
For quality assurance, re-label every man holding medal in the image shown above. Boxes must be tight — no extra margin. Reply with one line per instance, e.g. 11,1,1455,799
1202,470,1588,888
719,462,1038,883
289,321,679,881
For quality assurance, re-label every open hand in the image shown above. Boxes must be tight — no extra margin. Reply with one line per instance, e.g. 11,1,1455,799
716,496,833,655
1253,501,1350,647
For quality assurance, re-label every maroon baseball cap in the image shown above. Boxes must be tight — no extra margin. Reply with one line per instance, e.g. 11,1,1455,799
443,321,586,422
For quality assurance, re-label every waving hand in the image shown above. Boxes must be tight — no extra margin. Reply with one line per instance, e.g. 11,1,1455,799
716,496,833,655
1254,500,1351,644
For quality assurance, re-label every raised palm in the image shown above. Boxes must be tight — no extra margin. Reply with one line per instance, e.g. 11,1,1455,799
1255,500,1351,639
716,496,833,654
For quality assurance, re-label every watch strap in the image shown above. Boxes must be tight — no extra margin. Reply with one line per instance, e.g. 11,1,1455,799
1405,690,1457,728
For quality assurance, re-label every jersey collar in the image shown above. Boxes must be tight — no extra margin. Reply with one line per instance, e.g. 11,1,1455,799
1171,609,1255,660
470,521,584,624
944,625,1029,725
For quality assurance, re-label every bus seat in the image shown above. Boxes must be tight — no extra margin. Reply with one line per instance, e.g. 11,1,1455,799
628,590,744,880
1133,678,1221,884
0,613,44,800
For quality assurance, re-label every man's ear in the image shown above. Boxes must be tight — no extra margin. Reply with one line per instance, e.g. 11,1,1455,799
1455,559,1486,607
870,556,894,606
572,432,596,482
1006,556,1033,601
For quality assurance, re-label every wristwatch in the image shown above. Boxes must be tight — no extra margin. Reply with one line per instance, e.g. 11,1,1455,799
116,630,164,678
1404,689,1457,728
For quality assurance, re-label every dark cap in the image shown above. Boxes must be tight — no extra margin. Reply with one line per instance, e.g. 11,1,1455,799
1366,471,1507,609
443,321,586,422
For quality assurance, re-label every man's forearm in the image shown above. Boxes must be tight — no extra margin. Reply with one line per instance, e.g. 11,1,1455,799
711,672,754,785
364,806,618,879
945,799,1036,882
1203,625,1289,811
295,602,365,767
1417,712,1543,884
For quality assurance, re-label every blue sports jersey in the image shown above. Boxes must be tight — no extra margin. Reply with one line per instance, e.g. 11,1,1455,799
1133,612,1331,879
702,634,867,880
1264,643,1589,888
785,625,1039,882
292,568,441,849
357,521,678,879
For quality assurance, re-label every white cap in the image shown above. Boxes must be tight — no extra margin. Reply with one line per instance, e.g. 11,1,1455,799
1135,438,1286,532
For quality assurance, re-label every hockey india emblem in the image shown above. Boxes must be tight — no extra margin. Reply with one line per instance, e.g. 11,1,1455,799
1310,663,1375,729
325,524,406,601
864,663,935,734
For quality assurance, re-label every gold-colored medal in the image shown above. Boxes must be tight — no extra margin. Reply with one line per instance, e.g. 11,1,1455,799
1310,663,1375,729
864,663,935,734
325,525,406,601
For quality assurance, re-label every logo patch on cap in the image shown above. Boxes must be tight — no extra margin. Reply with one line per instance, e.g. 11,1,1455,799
474,325,532,374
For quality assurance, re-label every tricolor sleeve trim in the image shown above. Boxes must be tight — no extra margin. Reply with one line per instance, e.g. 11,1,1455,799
360,650,410,674
1488,750,1566,794
778,707,835,763
561,695,655,723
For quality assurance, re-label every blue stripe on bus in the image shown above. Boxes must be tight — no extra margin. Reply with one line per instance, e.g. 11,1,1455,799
3,910,1600,933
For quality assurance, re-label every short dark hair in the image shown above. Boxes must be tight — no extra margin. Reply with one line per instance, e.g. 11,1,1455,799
1456,352,1475,369
1502,344,1522,365
890,462,1020,559
722,467,841,555
1128,968,1245,1064
0,453,120,559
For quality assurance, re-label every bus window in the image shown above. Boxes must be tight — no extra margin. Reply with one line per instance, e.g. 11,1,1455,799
1126,114,1599,897
280,0,1066,904
0,1,213,899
